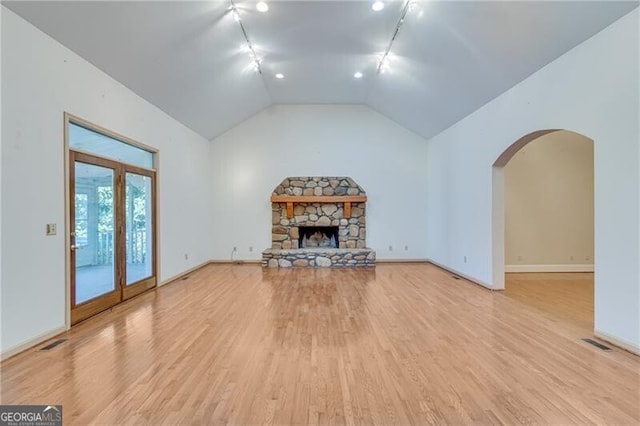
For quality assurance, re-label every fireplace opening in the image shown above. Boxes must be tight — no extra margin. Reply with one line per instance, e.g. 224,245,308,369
299,226,338,249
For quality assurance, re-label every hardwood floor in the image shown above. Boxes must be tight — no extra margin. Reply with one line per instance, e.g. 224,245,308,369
505,272,595,334
1,264,638,425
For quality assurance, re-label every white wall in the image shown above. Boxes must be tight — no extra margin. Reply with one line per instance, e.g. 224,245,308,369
426,10,639,350
1,8,213,355
210,104,428,261
505,131,594,271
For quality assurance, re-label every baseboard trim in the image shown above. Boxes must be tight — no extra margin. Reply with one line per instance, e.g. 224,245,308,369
1,326,67,362
426,259,496,290
159,260,213,286
505,264,594,273
1,262,212,362
594,329,640,356
376,259,429,263
209,260,262,265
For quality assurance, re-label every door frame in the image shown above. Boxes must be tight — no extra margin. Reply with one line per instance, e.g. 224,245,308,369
121,163,158,301
70,151,123,324
64,113,160,328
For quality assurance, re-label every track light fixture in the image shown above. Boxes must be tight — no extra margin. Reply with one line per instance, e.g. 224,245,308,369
376,0,413,74
229,0,263,75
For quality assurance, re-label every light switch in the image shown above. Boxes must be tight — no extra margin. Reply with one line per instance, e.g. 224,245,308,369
46,223,57,236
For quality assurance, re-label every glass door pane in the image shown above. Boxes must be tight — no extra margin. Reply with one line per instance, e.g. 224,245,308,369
74,162,116,304
125,172,153,285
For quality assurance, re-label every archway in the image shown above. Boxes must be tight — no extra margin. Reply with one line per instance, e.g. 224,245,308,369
491,129,594,290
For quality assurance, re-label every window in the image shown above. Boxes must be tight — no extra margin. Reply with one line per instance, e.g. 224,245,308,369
74,193,88,247
69,122,154,169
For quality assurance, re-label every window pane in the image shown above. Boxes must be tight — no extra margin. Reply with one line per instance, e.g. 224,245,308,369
75,193,88,247
74,162,116,304
125,173,153,285
69,122,154,169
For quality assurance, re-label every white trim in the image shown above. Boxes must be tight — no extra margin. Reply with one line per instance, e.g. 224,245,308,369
2,260,211,360
376,258,429,263
1,326,67,361
159,260,212,286
505,264,594,273
594,329,640,356
427,259,497,290
491,167,506,290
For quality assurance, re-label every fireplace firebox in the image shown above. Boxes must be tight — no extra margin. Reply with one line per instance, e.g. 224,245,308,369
299,226,338,248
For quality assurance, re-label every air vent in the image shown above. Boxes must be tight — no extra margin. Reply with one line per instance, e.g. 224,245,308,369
181,276,190,281
582,338,611,351
452,275,461,280
39,339,67,351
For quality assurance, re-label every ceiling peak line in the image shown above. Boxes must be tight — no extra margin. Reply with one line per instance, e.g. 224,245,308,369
376,0,413,74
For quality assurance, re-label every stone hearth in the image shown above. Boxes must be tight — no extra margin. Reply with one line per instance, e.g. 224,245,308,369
262,176,375,268
262,248,375,268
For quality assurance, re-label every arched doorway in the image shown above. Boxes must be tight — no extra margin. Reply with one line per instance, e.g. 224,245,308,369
492,129,594,288
492,129,595,330
493,130,557,289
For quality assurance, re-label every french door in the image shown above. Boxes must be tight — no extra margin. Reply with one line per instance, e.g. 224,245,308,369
70,150,156,324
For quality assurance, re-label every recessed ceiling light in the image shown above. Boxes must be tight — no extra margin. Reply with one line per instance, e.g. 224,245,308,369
256,2,269,12
275,73,284,79
372,1,384,12
354,72,363,79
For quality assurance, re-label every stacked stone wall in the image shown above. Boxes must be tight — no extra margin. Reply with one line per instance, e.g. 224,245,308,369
263,176,375,268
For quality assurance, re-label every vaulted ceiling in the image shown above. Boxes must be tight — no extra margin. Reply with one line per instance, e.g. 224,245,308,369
5,1,638,140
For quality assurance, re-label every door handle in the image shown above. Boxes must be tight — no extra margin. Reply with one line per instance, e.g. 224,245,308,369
70,244,77,251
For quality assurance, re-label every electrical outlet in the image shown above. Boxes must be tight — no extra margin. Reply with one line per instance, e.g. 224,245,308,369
388,245,393,252
463,256,467,263
46,223,57,236
184,253,189,260
570,255,574,261
233,246,237,252
585,255,591,261
404,245,408,251
249,246,253,252
517,255,523,261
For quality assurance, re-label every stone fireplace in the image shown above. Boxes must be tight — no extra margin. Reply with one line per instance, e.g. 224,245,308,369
262,177,376,268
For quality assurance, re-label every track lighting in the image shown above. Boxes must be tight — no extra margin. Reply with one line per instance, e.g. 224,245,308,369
229,0,263,75
376,0,412,74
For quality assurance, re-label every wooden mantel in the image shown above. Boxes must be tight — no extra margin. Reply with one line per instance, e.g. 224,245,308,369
271,195,367,219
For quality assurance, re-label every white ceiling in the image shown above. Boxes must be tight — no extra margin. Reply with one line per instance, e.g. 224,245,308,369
4,1,638,140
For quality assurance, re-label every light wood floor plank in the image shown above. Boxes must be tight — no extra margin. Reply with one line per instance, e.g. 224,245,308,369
1,264,638,425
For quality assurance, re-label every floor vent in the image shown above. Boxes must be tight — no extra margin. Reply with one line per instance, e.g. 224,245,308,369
582,338,611,351
182,276,190,280
39,339,67,351
452,275,461,280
